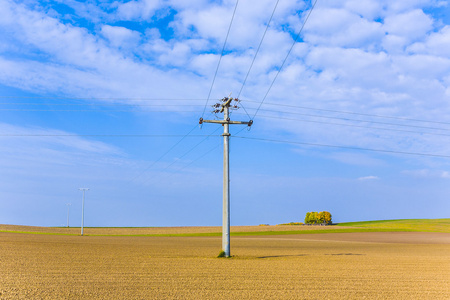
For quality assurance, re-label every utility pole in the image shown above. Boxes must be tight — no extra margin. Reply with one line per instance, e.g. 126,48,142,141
200,97,252,257
78,188,89,236
66,203,71,228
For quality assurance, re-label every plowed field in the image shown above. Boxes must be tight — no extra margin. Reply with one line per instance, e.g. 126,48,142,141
0,230,449,299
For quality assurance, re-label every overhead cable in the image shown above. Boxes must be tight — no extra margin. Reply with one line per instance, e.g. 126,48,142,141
164,124,249,179
201,0,240,118
233,136,450,159
0,96,210,102
147,127,221,183
241,113,450,137
128,124,199,183
0,109,204,113
0,134,218,137
237,0,280,120
252,0,319,119
244,100,450,126
0,103,207,107
250,109,450,132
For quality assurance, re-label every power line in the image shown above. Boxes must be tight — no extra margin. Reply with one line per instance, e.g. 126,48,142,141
129,124,199,183
0,109,204,113
166,143,221,179
233,136,450,159
236,0,280,120
5,97,450,127
5,106,449,135
4,112,449,139
0,134,218,137
0,96,210,102
202,0,240,118
244,100,450,126
148,121,250,180
252,0,319,119
0,103,206,107
246,109,450,132
241,113,450,138
148,127,222,182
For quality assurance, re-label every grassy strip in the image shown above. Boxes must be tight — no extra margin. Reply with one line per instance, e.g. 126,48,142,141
86,228,419,237
337,219,450,233
337,219,449,226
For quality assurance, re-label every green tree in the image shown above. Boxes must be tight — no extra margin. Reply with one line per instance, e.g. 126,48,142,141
304,212,311,224
317,211,325,224
304,211,332,225
310,212,318,224
323,211,332,225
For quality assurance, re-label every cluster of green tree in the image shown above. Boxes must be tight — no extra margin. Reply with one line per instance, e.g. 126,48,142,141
304,211,332,225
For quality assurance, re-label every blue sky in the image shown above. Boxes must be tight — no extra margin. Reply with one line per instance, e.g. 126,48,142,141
0,0,449,227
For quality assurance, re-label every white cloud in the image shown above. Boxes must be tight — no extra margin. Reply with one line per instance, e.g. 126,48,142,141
408,25,450,58
0,1,210,100
343,0,382,20
158,42,192,66
383,9,433,39
392,54,450,79
0,122,130,191
304,8,384,48
0,0,450,164
115,0,164,20
382,9,433,52
0,123,121,156
358,176,379,181
1,0,450,227
101,25,141,48
0,1,108,68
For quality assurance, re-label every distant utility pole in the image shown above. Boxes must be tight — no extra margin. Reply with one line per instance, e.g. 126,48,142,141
200,97,253,257
66,203,71,228
78,188,89,236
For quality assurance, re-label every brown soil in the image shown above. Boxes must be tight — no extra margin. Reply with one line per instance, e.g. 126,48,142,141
246,232,450,244
0,224,353,235
0,231,449,299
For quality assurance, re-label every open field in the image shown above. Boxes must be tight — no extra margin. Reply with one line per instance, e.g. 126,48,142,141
0,222,449,299
0,224,356,236
1,218,449,236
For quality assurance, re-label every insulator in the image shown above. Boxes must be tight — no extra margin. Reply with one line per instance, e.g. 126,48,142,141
234,98,239,101
233,105,239,109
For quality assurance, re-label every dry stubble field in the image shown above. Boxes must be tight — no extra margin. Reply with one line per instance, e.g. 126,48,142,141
0,226,449,299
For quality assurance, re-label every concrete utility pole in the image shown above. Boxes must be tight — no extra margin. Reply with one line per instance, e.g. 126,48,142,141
66,203,71,228
200,97,252,257
78,188,89,236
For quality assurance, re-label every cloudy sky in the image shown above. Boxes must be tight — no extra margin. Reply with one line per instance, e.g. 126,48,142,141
1,0,449,227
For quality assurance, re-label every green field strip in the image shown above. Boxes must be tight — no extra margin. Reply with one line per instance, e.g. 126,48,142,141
336,218,450,233
73,228,426,237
